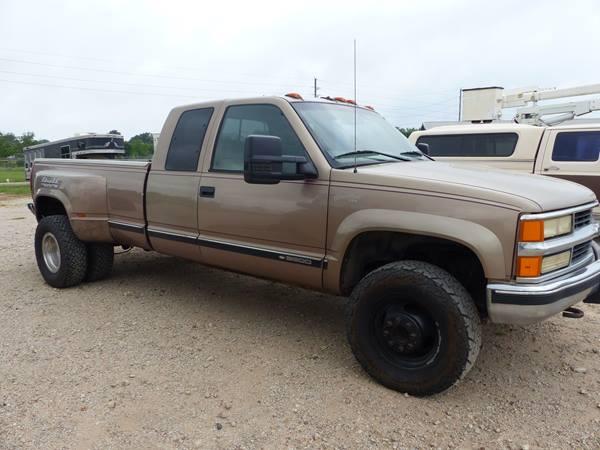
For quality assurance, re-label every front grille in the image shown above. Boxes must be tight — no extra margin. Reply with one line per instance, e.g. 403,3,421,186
572,241,592,264
574,209,592,229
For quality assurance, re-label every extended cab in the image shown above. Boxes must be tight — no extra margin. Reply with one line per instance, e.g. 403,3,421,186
29,96,600,396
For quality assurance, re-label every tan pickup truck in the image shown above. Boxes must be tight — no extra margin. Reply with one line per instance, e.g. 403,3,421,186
29,95,600,396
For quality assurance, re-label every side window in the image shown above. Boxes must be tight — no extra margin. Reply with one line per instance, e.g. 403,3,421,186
212,104,306,172
165,108,214,171
417,133,517,157
60,145,71,158
552,131,600,162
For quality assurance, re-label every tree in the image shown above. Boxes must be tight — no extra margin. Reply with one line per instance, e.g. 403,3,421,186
0,131,48,158
125,133,154,158
396,127,418,138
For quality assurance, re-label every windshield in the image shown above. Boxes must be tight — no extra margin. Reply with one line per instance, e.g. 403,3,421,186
292,102,426,168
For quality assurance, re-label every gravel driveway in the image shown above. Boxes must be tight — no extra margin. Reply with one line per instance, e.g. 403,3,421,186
1,195,599,449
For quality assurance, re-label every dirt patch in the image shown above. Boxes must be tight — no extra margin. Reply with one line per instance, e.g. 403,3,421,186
0,197,599,449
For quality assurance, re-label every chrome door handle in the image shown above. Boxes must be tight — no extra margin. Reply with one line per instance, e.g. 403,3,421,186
544,166,560,171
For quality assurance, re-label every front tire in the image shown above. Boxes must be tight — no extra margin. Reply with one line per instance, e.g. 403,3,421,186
346,260,482,396
35,215,87,288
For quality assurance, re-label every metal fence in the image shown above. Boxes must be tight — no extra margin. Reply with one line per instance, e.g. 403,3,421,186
0,158,24,169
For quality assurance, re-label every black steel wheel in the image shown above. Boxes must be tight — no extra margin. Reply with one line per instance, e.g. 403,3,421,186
346,260,481,396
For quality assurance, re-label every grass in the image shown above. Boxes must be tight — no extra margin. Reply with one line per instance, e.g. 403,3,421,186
0,167,26,183
0,185,31,196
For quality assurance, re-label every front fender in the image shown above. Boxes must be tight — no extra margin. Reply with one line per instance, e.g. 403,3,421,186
329,209,509,280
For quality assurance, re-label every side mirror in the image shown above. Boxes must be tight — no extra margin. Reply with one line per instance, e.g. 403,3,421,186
244,135,317,185
416,142,430,155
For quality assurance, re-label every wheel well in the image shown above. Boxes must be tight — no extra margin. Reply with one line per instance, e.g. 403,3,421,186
340,231,487,315
35,196,67,220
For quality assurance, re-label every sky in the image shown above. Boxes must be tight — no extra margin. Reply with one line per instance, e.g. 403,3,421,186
1,0,600,141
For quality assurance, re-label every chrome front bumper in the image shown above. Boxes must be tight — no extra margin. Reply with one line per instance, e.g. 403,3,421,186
487,257,600,325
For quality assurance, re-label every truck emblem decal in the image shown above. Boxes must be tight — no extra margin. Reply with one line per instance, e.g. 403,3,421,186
40,176,61,189
279,255,313,265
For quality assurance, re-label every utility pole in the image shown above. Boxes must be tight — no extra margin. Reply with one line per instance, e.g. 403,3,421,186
314,77,319,98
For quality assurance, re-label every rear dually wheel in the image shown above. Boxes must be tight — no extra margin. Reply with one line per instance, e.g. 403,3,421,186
34,215,87,288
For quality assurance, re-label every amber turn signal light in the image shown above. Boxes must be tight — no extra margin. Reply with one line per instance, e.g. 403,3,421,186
517,256,542,277
519,220,544,242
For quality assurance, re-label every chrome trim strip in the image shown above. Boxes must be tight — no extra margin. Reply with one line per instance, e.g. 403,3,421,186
108,220,145,234
146,228,327,268
147,228,197,244
520,202,598,221
517,223,599,256
197,236,326,268
488,258,600,299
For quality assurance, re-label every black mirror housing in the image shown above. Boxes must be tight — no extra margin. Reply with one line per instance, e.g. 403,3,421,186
244,135,318,185
244,135,283,184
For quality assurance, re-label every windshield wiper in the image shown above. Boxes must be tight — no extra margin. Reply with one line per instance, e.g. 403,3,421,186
334,150,411,161
399,150,432,160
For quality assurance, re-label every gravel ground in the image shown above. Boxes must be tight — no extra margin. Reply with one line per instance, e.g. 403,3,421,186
1,195,599,449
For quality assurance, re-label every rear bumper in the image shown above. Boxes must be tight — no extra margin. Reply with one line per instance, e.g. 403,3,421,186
487,258,600,325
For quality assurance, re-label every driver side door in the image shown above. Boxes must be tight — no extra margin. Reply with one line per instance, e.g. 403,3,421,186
197,102,329,289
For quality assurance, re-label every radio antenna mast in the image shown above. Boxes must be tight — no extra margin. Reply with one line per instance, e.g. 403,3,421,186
353,39,358,174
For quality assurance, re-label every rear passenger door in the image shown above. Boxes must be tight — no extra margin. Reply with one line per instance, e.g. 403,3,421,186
537,129,600,200
146,107,215,261
197,102,329,289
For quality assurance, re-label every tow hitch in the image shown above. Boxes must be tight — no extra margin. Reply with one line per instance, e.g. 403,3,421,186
563,306,584,319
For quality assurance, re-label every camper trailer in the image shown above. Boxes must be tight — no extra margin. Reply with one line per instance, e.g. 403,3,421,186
23,133,125,180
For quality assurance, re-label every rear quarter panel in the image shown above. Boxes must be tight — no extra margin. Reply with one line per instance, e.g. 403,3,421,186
33,159,149,244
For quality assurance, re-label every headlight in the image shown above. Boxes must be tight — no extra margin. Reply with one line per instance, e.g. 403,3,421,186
541,250,571,273
544,216,572,239
520,215,572,242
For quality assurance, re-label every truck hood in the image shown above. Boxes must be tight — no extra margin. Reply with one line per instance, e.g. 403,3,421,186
332,161,596,212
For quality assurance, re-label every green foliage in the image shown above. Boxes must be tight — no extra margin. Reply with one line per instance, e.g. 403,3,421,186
396,127,418,138
0,131,48,158
125,133,154,158
0,184,30,196
0,168,25,182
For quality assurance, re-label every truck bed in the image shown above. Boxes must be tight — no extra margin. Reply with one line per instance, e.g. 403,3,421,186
32,158,151,247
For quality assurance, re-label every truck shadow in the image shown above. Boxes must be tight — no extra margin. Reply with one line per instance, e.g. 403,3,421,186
108,250,592,398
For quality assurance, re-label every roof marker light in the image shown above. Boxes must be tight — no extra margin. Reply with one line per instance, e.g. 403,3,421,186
285,92,303,100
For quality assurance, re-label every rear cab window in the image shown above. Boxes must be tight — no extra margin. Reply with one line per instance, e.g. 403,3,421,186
552,131,600,161
416,133,518,157
211,104,307,173
165,108,214,171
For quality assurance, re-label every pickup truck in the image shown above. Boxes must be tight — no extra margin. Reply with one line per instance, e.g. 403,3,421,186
410,123,600,217
29,95,600,396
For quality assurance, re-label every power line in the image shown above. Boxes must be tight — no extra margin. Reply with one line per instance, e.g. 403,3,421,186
0,69,271,95
0,47,314,86
0,78,206,99
0,57,313,90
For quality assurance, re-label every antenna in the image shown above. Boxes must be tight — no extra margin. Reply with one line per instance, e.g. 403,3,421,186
353,39,358,174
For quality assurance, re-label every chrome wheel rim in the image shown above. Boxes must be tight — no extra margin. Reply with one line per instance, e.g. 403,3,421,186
42,232,61,273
